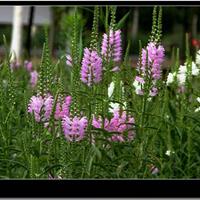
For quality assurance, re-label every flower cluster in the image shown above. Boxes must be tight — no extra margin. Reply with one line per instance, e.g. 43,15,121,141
28,94,72,122
55,96,72,120
101,29,122,62
28,94,54,122
62,116,88,142
141,42,165,80
81,48,103,87
133,42,165,96
92,109,135,142
166,62,200,87
28,94,88,142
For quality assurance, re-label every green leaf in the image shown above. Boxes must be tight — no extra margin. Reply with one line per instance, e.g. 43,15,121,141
116,11,130,30
116,161,129,176
92,144,102,160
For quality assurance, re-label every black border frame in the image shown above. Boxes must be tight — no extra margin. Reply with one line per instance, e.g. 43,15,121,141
0,1,200,6
0,1,200,197
0,180,200,197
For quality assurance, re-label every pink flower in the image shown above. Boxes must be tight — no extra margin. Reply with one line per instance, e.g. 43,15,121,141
55,96,72,120
24,60,33,72
66,54,72,66
101,33,108,57
109,134,125,142
92,110,135,142
28,94,54,122
101,29,122,63
62,116,88,142
113,30,122,62
92,116,102,128
149,87,158,97
141,42,165,80
44,94,54,120
28,96,44,122
30,70,38,88
135,76,145,84
81,48,103,87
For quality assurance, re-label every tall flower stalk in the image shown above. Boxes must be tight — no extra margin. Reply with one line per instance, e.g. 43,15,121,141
135,7,164,165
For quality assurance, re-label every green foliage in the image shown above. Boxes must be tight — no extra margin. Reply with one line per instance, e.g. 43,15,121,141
70,7,82,116
0,6,200,179
3,35,16,107
110,6,117,30
149,6,163,44
90,6,100,50
37,31,53,96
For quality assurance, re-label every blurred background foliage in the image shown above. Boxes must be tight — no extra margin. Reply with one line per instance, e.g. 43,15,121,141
0,6,200,63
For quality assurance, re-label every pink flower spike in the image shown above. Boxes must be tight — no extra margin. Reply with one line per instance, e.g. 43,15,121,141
140,42,165,81
81,48,103,87
30,70,38,88
43,94,54,121
28,96,44,122
62,116,88,142
101,29,122,63
55,96,72,120
28,94,54,123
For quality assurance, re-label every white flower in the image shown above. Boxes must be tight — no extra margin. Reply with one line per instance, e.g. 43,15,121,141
176,65,188,86
165,150,175,156
108,82,115,98
109,102,120,113
177,73,186,85
192,62,200,76
197,97,200,103
179,65,187,74
196,50,200,65
195,107,200,112
166,72,176,85
133,79,144,95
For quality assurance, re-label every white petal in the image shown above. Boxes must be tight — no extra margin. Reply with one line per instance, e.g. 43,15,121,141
108,82,115,98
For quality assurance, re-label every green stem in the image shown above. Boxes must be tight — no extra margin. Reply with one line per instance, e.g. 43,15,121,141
88,87,94,145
